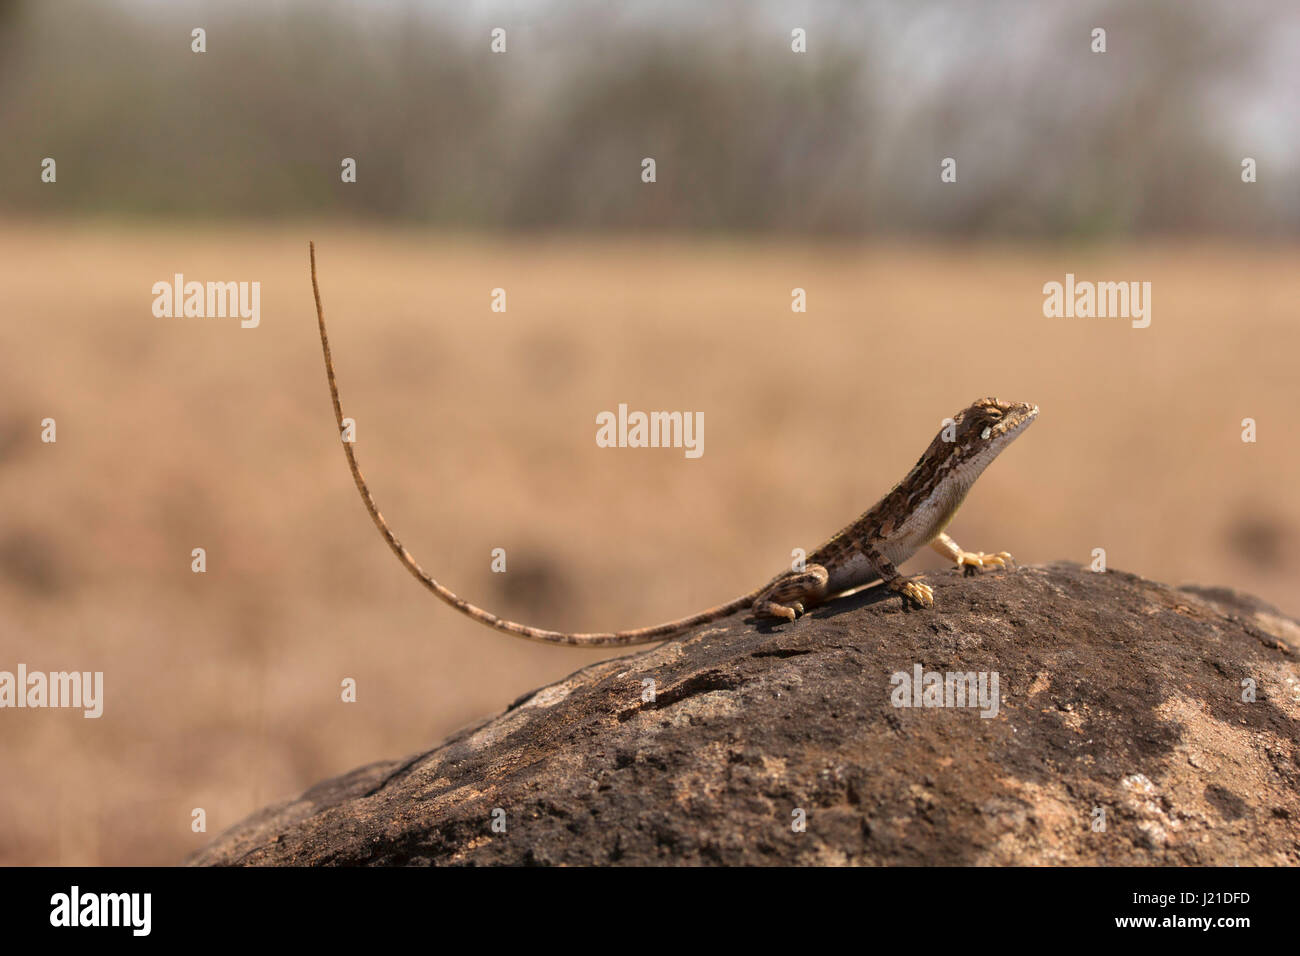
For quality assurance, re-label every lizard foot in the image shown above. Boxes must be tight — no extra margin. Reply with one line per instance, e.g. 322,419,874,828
752,600,798,622
751,565,829,623
890,577,934,608
956,550,1014,577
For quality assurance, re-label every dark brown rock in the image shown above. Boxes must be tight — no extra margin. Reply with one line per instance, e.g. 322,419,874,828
190,562,1300,866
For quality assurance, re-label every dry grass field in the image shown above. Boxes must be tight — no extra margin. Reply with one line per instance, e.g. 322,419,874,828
0,222,1297,865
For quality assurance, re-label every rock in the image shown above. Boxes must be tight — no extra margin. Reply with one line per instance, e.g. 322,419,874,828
190,562,1300,866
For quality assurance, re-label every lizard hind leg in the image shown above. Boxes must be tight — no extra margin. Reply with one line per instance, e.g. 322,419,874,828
751,565,830,622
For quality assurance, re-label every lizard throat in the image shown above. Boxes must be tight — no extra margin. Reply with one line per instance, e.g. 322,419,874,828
880,407,1036,564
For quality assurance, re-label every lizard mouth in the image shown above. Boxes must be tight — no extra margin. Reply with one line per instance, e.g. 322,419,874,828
992,402,1038,439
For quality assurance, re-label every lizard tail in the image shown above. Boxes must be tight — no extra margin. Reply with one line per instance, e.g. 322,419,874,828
309,242,761,647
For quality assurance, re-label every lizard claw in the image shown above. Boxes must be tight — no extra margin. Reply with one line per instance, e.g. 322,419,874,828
956,550,1014,575
893,579,934,608
750,565,827,624
753,601,798,623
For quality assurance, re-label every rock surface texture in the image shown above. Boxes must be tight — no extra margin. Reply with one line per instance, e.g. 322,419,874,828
191,563,1300,865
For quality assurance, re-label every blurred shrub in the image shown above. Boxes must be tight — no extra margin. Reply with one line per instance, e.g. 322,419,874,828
0,0,1293,235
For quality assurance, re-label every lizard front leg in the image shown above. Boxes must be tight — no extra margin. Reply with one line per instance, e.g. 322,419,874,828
929,531,1013,577
861,539,933,608
751,565,830,622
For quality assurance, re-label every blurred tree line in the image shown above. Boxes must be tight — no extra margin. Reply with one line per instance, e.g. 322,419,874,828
0,0,1294,235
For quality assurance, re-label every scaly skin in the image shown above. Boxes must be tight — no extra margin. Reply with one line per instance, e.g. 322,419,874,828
310,242,1037,646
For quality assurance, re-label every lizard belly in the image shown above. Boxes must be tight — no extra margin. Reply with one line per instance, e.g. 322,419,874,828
824,551,878,593
882,482,968,567
822,494,962,592
820,473,973,593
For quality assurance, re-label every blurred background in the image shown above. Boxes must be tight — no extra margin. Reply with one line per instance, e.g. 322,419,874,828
0,0,1297,865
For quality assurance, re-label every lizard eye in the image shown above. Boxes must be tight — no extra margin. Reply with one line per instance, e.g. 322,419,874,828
980,426,992,440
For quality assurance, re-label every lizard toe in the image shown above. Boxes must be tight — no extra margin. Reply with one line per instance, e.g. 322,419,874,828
753,600,798,623
896,579,934,608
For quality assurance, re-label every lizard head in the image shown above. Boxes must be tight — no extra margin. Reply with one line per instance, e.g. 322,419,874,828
941,398,1037,471
925,395,1034,486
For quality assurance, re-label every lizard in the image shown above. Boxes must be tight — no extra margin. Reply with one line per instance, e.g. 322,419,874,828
308,242,1037,647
